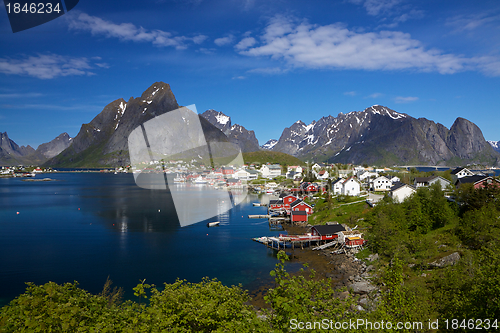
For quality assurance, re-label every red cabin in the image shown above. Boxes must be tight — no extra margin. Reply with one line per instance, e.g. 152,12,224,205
290,199,313,215
291,211,308,222
310,224,345,241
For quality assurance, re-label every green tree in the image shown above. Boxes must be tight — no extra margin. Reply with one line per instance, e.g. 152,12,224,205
264,251,355,332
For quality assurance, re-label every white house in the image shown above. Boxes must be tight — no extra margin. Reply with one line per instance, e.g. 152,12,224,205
338,169,354,178
260,164,282,178
246,169,259,180
234,169,251,180
341,177,361,196
287,165,303,174
331,178,344,195
358,171,379,181
371,176,392,191
414,176,451,190
316,170,329,180
390,182,416,203
451,167,474,183
390,176,401,183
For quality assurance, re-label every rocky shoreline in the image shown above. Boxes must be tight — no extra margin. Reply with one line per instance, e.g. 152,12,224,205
248,224,380,311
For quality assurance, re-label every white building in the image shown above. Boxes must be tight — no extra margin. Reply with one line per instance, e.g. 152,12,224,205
371,176,392,191
341,177,361,196
260,164,282,178
390,182,416,203
331,178,344,195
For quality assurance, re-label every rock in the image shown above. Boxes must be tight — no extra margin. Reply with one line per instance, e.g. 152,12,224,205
338,291,350,300
367,253,379,262
429,252,461,268
349,279,377,294
356,305,365,312
408,263,416,268
365,265,374,272
421,273,427,277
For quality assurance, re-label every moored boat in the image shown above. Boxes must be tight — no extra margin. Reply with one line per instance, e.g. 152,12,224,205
207,221,220,227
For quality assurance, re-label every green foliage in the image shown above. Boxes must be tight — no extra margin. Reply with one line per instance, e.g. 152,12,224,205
143,278,266,332
0,278,266,332
457,202,500,250
0,281,131,332
242,151,303,167
455,182,500,215
264,251,355,331
434,245,500,330
376,257,420,331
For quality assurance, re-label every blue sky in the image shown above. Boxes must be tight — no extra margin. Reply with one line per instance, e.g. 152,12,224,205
1,0,500,148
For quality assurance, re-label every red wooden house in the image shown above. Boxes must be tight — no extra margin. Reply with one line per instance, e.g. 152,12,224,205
290,210,308,223
455,175,500,189
221,166,235,175
290,199,313,215
281,194,299,209
310,224,345,241
269,199,284,210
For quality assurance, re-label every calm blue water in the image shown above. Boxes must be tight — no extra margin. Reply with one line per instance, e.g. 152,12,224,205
0,173,291,307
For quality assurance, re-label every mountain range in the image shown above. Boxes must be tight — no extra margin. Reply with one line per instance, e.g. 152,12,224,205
200,109,260,153
1,82,499,167
488,141,500,154
0,132,72,166
267,105,500,166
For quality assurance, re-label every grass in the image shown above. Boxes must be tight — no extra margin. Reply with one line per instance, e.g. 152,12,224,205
242,151,304,167
308,195,372,227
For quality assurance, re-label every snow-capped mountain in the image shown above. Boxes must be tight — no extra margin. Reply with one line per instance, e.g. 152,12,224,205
200,109,232,134
261,139,278,150
488,140,500,153
201,110,260,152
270,105,500,166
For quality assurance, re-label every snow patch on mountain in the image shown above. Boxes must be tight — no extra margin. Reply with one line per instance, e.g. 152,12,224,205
488,140,500,153
261,139,278,150
216,113,230,125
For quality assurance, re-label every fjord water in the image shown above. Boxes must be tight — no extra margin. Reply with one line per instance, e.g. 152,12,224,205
0,173,287,307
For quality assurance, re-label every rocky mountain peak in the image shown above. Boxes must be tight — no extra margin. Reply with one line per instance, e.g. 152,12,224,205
200,109,259,153
201,109,232,134
261,139,278,150
36,132,73,159
488,140,500,153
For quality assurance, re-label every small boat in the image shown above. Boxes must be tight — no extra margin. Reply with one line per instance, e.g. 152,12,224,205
207,221,220,227
253,203,262,206
252,236,269,244
194,176,208,184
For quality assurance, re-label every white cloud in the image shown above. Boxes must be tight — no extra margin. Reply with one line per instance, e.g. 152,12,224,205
349,0,401,16
237,16,500,76
232,75,246,80
367,93,383,98
446,12,500,32
247,67,287,75
344,91,357,96
234,37,257,50
0,54,96,79
214,35,234,46
192,35,208,44
394,96,418,103
67,12,205,49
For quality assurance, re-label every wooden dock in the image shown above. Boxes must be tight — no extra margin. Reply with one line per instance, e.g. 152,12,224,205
248,214,271,219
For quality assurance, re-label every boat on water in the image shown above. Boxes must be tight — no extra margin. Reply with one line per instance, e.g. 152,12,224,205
252,236,269,244
207,221,220,227
193,176,208,184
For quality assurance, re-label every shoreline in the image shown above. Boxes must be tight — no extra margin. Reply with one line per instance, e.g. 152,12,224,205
247,224,367,309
